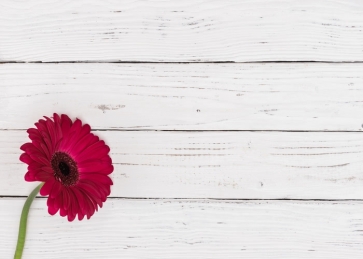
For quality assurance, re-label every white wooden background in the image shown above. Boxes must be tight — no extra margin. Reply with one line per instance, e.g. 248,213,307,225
1,0,363,258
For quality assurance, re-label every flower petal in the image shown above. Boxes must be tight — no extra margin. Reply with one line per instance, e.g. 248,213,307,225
49,181,63,199
20,153,33,164
24,171,35,182
79,173,113,186
47,198,59,215
75,141,110,162
60,114,72,137
40,178,55,196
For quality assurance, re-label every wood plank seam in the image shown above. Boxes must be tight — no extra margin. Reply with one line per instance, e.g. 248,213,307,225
3,61,363,64
3,197,363,204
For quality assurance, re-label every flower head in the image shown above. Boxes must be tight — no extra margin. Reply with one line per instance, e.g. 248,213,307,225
20,114,113,221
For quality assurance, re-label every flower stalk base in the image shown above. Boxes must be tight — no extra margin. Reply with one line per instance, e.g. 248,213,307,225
14,183,44,259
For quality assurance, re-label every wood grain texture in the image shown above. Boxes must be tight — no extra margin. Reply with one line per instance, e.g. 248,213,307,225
2,130,363,198
1,0,363,62
1,63,363,131
2,199,363,258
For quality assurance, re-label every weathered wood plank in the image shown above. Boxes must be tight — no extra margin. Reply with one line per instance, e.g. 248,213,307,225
1,0,363,62
1,63,363,131
2,130,363,198
2,199,363,258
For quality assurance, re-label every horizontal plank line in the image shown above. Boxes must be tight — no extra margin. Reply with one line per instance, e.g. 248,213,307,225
3,61,363,64
1,196,363,202
1,63,363,131
1,129,362,133
4,130,363,198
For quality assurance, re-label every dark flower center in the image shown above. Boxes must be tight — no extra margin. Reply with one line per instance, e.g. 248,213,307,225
51,151,79,186
58,161,70,176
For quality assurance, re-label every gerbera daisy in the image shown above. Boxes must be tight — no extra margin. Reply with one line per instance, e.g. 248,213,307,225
19,113,113,221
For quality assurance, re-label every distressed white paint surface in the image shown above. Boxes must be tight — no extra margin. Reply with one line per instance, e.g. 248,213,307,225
1,1,363,258
1,0,363,62
2,199,363,259
2,130,363,198
1,63,363,131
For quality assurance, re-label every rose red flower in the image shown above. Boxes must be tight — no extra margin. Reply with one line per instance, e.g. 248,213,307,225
20,114,113,221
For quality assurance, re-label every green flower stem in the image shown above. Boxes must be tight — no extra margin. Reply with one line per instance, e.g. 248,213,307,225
14,183,44,259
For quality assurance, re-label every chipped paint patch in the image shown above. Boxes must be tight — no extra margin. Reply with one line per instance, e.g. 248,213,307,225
96,104,125,113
